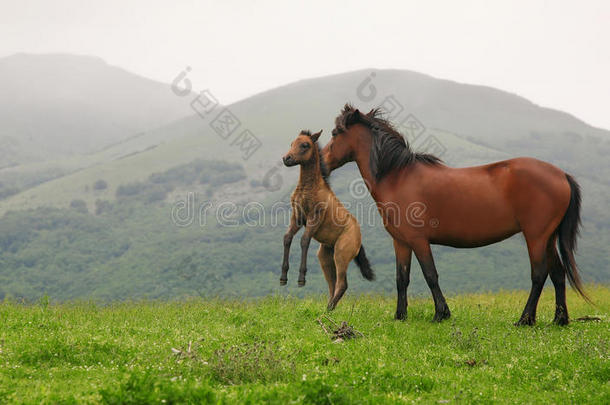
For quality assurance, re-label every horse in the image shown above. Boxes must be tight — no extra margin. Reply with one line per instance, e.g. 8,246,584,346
280,129,375,310
320,104,588,325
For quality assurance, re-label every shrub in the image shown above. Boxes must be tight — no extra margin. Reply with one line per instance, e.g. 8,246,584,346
116,182,147,197
95,199,112,215
93,180,108,190
145,189,168,203
208,342,296,385
69,199,88,214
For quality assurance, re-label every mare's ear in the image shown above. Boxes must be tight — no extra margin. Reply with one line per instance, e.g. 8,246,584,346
346,109,361,125
311,130,323,142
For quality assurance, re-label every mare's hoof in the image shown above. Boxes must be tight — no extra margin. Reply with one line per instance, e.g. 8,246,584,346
395,311,407,321
432,307,451,322
279,279,287,286
553,316,569,326
514,315,535,326
297,279,306,287
553,307,569,326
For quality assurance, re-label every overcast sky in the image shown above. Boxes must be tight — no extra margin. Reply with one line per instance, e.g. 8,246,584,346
1,0,609,129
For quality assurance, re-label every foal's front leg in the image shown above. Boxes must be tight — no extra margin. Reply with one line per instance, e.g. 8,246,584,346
297,214,323,287
297,225,314,287
280,214,301,285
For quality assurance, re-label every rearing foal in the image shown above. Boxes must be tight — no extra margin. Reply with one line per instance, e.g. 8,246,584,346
281,130,375,310
321,104,588,325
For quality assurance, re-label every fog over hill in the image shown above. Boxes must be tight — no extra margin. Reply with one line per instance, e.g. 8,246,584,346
0,55,608,300
0,53,194,167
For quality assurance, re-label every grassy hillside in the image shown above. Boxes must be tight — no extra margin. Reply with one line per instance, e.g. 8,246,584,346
1,156,608,302
0,288,608,403
0,124,504,216
2,159,608,302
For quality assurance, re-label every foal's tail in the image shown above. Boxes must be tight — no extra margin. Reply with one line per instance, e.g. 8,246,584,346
556,174,590,303
354,245,375,281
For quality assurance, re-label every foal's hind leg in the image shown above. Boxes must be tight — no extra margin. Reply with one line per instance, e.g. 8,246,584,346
317,244,337,301
547,236,569,325
412,240,450,322
327,233,359,311
516,235,549,326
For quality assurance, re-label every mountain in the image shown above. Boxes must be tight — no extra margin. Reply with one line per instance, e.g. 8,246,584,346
0,53,194,168
1,68,608,219
0,63,608,300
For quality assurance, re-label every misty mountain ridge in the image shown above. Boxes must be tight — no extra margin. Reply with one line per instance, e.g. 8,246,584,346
0,53,194,167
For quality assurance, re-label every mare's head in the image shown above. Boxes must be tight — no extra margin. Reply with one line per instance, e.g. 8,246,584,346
321,104,441,181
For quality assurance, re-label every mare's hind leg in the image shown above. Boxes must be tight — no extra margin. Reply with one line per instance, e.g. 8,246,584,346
547,236,569,325
412,240,450,322
516,234,549,326
327,233,359,311
393,240,412,320
317,244,337,302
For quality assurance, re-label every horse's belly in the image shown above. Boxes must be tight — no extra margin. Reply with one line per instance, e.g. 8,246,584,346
313,225,342,246
431,228,520,248
427,203,521,248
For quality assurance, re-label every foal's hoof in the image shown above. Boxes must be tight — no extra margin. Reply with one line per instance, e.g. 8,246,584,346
279,278,287,286
327,302,336,311
297,279,306,287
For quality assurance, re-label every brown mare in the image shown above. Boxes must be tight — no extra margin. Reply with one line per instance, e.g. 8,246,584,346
281,130,375,310
321,104,588,325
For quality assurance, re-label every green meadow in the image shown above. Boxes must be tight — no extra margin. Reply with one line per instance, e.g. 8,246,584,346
0,286,608,404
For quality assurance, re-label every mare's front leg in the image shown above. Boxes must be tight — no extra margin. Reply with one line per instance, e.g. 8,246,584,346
280,214,301,285
412,240,450,322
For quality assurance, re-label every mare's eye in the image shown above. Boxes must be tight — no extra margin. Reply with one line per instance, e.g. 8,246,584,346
300,143,310,150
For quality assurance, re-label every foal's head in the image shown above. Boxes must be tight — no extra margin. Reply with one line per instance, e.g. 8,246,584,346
282,130,323,167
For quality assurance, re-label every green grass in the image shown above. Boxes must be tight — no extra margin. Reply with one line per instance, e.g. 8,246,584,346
1,287,608,404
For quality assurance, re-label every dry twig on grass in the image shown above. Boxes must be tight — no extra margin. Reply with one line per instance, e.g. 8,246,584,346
317,314,364,342
575,316,602,322
171,340,200,361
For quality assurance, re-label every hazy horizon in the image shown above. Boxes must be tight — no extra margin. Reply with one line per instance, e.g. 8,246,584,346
1,0,609,130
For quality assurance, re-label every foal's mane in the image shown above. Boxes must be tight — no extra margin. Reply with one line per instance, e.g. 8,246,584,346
300,129,330,183
334,104,442,181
